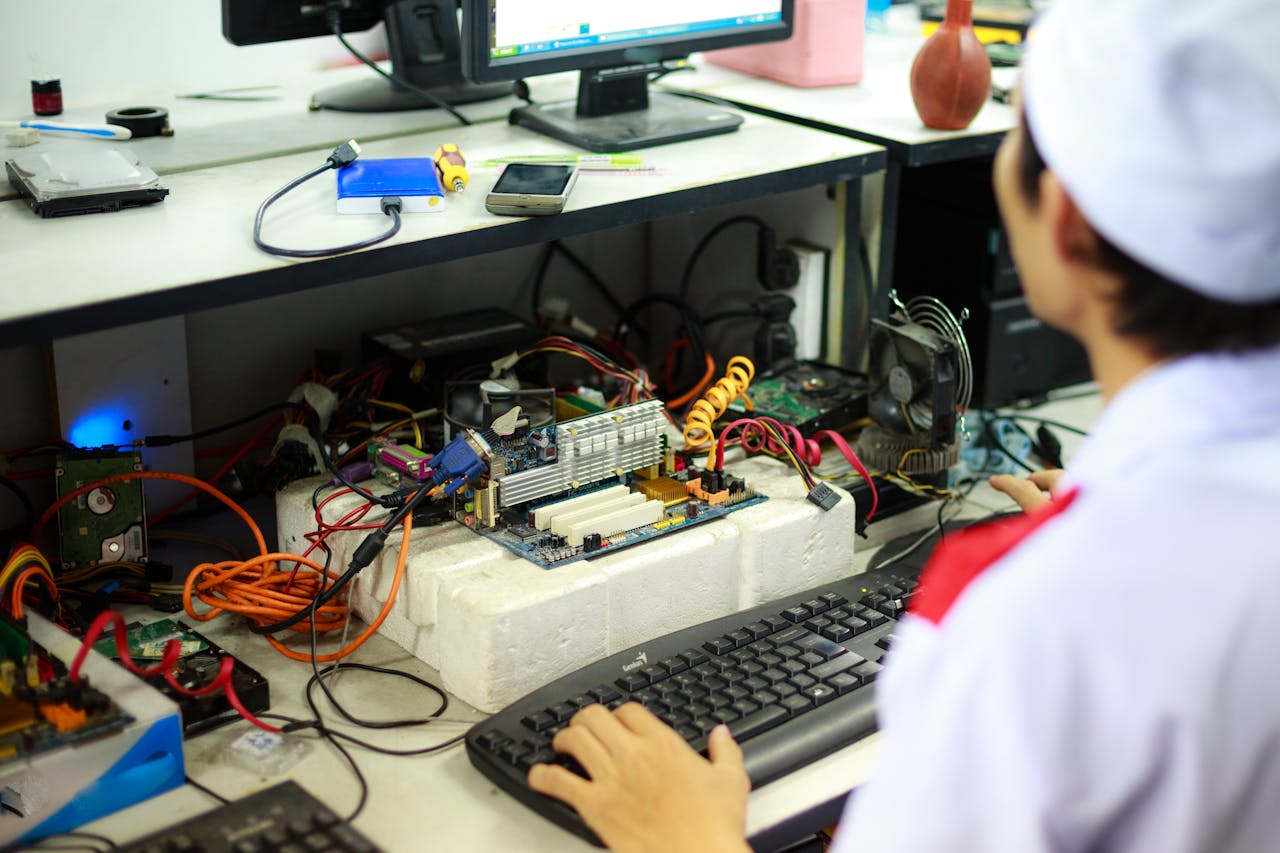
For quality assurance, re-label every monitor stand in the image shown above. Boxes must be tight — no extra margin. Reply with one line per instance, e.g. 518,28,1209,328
312,0,511,113
510,69,743,152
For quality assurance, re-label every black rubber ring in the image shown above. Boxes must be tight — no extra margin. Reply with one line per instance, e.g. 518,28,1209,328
105,106,172,138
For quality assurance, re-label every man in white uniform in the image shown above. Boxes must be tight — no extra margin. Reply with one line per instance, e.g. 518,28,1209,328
526,1,1280,850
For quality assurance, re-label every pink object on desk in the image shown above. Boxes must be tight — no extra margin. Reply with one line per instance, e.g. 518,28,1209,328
704,0,865,88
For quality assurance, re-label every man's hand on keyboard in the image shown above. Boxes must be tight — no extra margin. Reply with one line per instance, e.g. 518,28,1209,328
527,702,752,853
990,469,1066,512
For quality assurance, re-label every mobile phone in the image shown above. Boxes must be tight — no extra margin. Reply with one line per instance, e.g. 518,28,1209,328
485,162,579,216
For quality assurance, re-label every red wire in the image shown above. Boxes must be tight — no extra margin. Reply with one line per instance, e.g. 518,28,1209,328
71,610,279,733
815,430,878,520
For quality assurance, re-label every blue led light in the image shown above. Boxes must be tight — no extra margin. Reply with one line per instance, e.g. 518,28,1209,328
68,408,131,448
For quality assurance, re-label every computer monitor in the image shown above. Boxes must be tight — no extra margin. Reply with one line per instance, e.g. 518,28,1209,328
461,1,794,151
222,0,510,112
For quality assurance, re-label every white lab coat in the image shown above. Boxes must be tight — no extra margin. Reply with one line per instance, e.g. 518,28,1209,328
833,345,1280,853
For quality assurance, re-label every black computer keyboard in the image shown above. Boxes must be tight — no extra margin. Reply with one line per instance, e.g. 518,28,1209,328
118,780,381,853
466,565,919,845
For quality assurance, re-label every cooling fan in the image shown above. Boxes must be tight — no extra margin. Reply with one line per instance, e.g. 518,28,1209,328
856,294,972,478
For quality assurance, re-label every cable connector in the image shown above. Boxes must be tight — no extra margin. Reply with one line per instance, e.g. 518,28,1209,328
327,139,361,169
806,482,842,512
429,430,492,496
379,196,402,215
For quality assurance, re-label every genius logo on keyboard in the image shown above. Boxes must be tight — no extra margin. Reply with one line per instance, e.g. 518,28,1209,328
621,651,649,672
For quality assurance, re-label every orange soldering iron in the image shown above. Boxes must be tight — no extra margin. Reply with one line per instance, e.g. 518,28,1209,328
433,143,468,192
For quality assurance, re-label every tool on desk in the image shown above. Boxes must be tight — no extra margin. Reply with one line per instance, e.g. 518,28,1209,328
105,106,173,138
176,84,282,101
1,119,131,139
478,152,650,172
433,142,469,192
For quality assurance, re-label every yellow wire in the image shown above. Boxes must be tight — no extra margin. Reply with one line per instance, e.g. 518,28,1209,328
686,356,755,452
366,400,423,449
0,547,53,590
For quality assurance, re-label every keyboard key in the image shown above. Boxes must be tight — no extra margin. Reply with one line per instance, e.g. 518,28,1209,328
727,630,754,647
820,592,848,607
640,664,669,682
727,705,788,741
747,639,774,655
852,661,884,683
803,617,832,633
861,610,890,628
781,693,814,716
730,699,760,717
615,672,648,692
752,689,779,707
745,622,774,640
759,667,789,684
841,616,871,635
712,708,740,725
790,673,817,691
704,637,735,655
827,673,861,695
680,648,709,667
728,648,755,664
775,644,803,660
798,651,825,668
547,702,578,722
803,598,830,615
795,635,846,660
810,654,861,680
660,656,688,675
773,627,806,645
588,685,622,704
723,685,751,703
803,684,837,705
860,593,888,608
758,652,783,667
781,605,811,623
521,711,555,732
827,608,851,622
822,624,853,643
772,681,799,699
761,615,789,632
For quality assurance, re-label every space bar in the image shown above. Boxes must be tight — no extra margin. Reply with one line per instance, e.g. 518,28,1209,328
728,706,789,742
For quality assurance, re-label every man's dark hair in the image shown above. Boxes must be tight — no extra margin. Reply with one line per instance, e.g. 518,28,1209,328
1017,118,1280,357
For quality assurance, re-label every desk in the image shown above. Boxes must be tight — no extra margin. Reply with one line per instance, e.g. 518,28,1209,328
62,392,1101,853
7,76,889,850
2,104,883,349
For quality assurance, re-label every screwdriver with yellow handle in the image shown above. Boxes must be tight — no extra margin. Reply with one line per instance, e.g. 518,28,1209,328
433,143,468,193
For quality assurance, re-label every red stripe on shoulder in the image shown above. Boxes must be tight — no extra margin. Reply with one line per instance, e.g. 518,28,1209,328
909,489,1079,625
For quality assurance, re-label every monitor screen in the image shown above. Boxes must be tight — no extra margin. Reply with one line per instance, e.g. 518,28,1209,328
462,0,793,151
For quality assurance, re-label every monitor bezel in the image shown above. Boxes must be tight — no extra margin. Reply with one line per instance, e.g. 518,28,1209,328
461,1,794,83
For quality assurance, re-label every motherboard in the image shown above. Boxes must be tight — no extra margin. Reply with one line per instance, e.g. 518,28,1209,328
0,613,133,771
370,400,767,569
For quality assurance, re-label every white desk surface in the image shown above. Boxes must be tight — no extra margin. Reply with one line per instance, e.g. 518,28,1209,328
668,8,1017,159
0,63,553,198
73,392,1102,852
2,104,882,341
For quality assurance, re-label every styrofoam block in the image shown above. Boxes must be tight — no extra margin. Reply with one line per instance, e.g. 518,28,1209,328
276,456,861,713
437,557,608,712
595,517,742,652
720,457,860,607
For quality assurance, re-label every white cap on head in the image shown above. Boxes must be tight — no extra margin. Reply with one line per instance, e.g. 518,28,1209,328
1022,0,1280,304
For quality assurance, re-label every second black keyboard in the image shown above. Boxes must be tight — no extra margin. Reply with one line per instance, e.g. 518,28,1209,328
466,565,919,845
